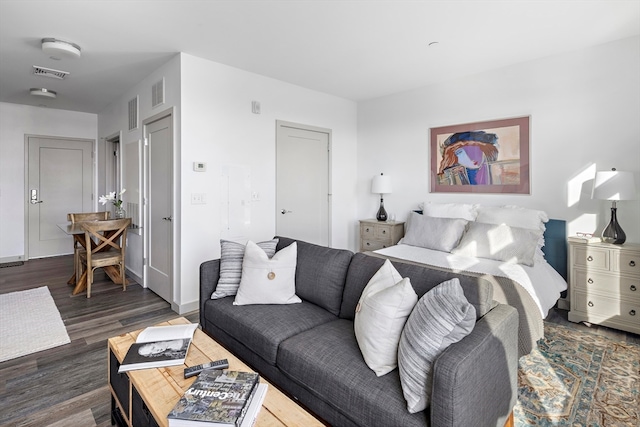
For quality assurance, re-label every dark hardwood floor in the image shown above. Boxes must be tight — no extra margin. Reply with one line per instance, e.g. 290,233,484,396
0,255,637,426
0,255,198,427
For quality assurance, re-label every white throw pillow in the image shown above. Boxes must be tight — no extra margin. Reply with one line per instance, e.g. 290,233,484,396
398,278,476,413
211,239,279,299
354,259,418,376
402,212,468,252
233,241,301,305
452,222,541,266
422,202,478,221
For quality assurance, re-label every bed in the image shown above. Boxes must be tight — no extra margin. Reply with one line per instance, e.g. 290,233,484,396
367,203,568,357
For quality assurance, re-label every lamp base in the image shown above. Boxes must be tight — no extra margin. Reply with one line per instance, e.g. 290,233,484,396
376,198,388,222
602,206,626,244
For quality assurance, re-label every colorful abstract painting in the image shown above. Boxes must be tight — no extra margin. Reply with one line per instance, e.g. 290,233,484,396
430,116,530,194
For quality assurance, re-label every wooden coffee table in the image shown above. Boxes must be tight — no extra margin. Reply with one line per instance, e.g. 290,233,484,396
107,317,324,427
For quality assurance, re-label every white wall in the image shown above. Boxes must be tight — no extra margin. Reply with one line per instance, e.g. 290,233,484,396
0,103,98,261
179,53,358,312
357,36,640,245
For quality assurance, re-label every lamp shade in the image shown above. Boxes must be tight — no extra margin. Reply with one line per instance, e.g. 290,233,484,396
591,170,637,201
371,173,392,194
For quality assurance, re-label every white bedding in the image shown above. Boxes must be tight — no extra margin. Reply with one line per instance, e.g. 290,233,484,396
374,243,567,318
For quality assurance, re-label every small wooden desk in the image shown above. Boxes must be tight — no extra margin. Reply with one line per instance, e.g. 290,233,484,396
57,222,130,295
108,317,324,427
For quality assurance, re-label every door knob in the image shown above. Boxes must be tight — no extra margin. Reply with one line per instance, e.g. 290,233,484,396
162,216,172,221
280,209,293,215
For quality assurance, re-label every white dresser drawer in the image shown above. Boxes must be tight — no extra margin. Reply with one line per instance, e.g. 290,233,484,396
572,246,609,271
572,269,640,300
617,252,640,276
573,291,639,329
361,239,387,251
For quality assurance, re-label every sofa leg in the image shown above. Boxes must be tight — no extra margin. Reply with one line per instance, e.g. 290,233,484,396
503,411,514,427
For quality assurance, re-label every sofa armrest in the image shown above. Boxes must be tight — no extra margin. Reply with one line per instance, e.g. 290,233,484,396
430,303,519,427
199,259,221,326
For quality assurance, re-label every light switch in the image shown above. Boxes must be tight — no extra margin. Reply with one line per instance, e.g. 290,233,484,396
193,162,206,172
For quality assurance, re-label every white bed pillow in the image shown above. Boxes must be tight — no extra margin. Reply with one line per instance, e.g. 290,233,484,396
422,202,478,221
212,238,279,299
475,205,548,262
475,205,548,231
402,212,468,252
354,259,418,376
398,278,476,413
233,241,302,305
452,222,542,266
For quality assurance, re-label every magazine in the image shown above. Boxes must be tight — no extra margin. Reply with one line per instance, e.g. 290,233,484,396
118,323,199,373
167,370,260,427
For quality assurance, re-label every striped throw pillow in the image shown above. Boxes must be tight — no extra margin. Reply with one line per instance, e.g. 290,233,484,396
398,278,476,413
211,239,279,299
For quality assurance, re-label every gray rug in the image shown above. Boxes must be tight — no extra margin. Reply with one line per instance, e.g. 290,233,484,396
0,286,70,362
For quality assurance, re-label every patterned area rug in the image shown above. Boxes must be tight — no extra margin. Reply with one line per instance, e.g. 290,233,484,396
0,286,70,362
515,322,639,426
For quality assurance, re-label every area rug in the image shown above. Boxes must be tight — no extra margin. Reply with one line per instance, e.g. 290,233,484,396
0,286,70,362
515,322,639,426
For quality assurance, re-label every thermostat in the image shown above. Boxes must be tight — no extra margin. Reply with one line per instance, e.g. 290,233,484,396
193,162,207,172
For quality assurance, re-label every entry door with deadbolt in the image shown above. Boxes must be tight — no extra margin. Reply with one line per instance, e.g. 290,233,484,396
27,136,93,258
145,115,173,303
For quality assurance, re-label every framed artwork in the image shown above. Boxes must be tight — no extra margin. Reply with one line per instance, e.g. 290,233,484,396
430,116,530,194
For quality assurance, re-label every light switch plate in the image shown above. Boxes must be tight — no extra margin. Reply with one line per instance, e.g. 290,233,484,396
193,162,206,172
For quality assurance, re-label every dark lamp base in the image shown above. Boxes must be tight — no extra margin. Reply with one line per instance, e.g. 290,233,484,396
602,207,626,245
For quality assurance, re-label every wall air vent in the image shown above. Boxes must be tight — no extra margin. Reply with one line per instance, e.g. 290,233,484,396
33,65,69,80
152,78,164,108
128,96,138,131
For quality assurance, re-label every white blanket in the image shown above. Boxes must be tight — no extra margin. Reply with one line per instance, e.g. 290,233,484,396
374,244,567,318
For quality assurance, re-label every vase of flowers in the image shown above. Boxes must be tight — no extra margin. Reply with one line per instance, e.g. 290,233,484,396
99,189,126,218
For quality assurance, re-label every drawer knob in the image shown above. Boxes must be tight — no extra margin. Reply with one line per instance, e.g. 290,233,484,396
630,260,636,267
587,278,594,284
382,230,386,234
365,228,370,232
587,255,594,262
631,285,637,292
588,301,594,307
366,242,370,246
630,310,636,316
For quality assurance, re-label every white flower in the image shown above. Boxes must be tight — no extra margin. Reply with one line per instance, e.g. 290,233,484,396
98,189,126,207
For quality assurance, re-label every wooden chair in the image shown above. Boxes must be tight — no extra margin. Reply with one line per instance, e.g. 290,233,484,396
77,218,131,298
67,212,111,282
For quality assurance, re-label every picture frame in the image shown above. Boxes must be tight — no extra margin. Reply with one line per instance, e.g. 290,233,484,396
430,116,530,194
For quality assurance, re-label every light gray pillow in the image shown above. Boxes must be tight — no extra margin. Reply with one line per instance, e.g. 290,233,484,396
398,278,476,413
452,222,541,266
402,212,468,252
211,238,279,299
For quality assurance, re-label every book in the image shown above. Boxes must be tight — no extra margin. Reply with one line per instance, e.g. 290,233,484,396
239,383,267,427
118,323,198,373
568,235,602,243
167,370,260,427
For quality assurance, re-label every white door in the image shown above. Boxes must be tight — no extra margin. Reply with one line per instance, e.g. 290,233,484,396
144,114,173,303
276,121,331,246
27,136,93,258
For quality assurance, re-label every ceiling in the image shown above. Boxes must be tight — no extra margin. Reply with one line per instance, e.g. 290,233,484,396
1,1,638,114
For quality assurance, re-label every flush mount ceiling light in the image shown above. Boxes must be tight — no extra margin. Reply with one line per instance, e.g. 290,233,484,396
41,38,81,59
30,88,57,98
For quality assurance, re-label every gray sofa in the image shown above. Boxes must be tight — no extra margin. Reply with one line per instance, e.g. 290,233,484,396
199,237,518,427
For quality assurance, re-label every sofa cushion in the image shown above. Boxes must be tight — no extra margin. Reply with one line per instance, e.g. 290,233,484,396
354,260,417,376
398,278,476,413
201,296,336,365
234,241,301,305
340,253,493,321
275,237,353,316
278,320,427,427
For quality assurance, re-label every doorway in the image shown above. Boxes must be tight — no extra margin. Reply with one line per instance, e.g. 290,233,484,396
143,110,173,304
276,121,331,246
25,136,94,259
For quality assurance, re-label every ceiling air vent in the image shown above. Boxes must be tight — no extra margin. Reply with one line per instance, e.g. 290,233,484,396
33,65,69,80
152,78,164,108
128,96,138,131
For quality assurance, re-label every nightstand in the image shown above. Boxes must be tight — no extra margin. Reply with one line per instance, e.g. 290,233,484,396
567,240,639,334
359,219,404,252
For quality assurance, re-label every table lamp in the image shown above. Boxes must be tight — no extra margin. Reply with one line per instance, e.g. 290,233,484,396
591,168,637,244
371,173,392,221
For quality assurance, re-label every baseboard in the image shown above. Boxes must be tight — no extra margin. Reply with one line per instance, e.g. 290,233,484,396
125,267,143,286
1,255,26,264
173,300,199,315
557,297,570,311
